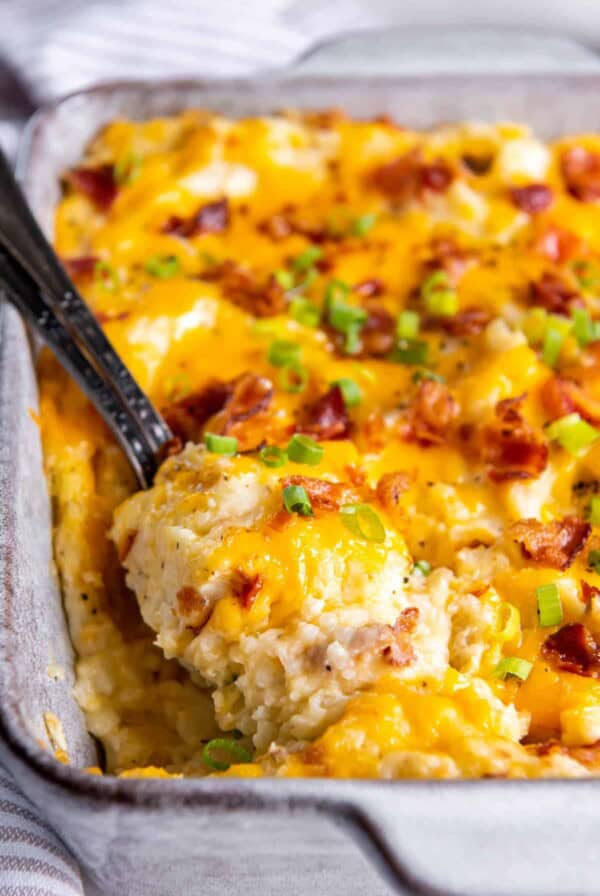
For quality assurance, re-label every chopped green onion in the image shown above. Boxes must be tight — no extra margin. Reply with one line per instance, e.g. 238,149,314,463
202,738,252,772
421,270,458,317
204,432,238,455
344,324,362,355
573,308,594,348
274,269,294,290
94,260,118,292
493,657,533,681
114,153,141,186
323,278,351,311
389,339,429,366
522,307,548,345
340,503,386,543
425,289,458,317
541,325,564,368
352,213,377,236
397,310,420,340
289,297,321,327
287,434,324,466
546,413,600,455
589,496,600,525
259,445,287,468
413,560,431,576
279,363,309,393
411,369,445,384
536,583,563,627
293,246,323,272
145,254,181,278
328,301,367,332
331,377,362,407
588,549,600,574
267,340,301,367
282,484,313,516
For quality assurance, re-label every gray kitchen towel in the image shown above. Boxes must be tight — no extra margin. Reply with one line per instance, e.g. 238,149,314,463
1,2,600,894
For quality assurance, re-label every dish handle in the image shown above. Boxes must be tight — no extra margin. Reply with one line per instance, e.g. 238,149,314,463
335,780,600,896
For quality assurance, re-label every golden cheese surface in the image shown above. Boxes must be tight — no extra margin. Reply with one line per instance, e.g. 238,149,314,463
39,109,600,778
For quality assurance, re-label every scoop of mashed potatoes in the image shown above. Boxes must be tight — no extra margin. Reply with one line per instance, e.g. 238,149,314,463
112,443,453,750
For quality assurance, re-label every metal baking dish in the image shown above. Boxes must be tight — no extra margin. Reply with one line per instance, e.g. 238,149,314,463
5,44,600,896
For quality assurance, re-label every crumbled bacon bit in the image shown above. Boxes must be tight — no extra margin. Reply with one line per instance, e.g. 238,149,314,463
420,162,454,193
512,516,591,569
529,271,581,316
561,146,600,203
438,306,491,337
258,213,293,241
221,373,273,427
65,164,118,210
203,260,286,317
482,395,548,482
176,586,211,630
533,225,583,263
370,149,454,202
162,379,232,444
383,607,419,667
542,623,600,676
405,380,458,446
359,304,396,357
425,236,472,284
62,255,98,280
162,198,230,237
509,184,554,214
231,571,263,609
376,471,412,511
297,385,351,441
348,607,419,668
581,580,600,605
282,475,359,513
540,376,600,426
354,278,384,297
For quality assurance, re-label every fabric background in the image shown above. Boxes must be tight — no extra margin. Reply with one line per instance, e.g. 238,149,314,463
1,2,600,893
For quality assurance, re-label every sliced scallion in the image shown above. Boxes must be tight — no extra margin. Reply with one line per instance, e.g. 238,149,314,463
588,549,600,574
293,246,323,272
546,413,600,455
282,484,313,516
204,432,238,455
541,325,564,368
287,434,324,466
352,213,377,236
493,657,533,681
413,559,431,576
279,363,309,393
259,445,287,468
274,269,294,291
94,260,118,292
397,310,420,340
289,296,321,328
202,738,252,772
389,339,429,366
267,340,301,367
114,153,141,186
572,307,594,348
536,583,563,627
340,503,385,543
421,270,458,317
331,377,362,407
328,301,367,332
145,254,181,278
589,496,600,525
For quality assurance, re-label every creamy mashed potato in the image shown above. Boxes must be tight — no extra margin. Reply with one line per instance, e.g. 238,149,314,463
39,110,600,778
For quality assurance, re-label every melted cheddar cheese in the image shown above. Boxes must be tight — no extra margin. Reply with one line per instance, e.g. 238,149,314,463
39,110,600,778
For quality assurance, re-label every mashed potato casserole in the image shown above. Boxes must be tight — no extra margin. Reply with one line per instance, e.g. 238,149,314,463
39,110,600,778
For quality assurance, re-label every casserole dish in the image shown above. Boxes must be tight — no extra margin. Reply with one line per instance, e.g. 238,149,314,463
6,48,600,895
